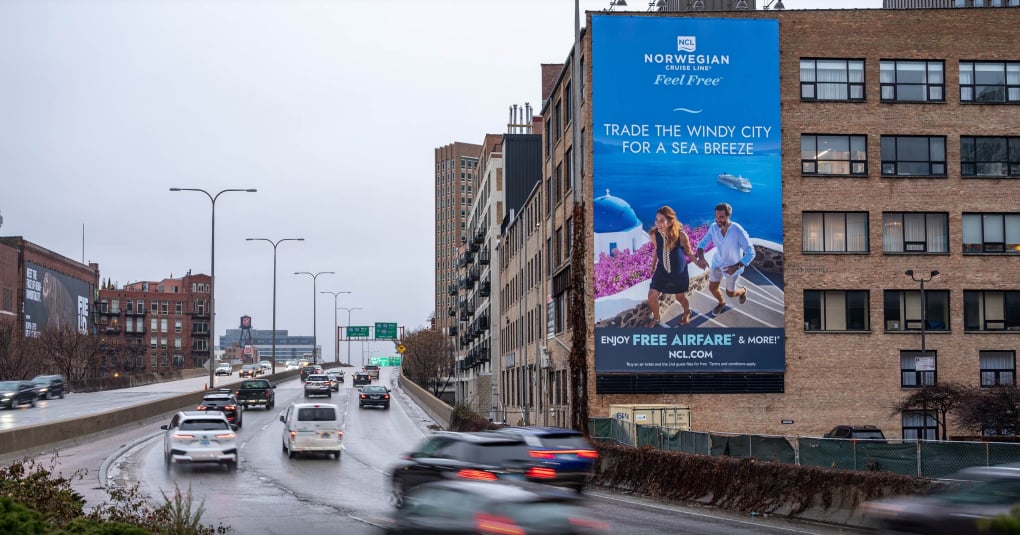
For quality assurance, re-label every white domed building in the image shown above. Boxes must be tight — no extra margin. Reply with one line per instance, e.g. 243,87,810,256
593,189,650,263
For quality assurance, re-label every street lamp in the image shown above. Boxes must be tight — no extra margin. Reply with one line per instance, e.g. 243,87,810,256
905,269,940,361
246,237,304,374
339,306,362,367
295,271,334,365
170,187,257,389
322,290,351,364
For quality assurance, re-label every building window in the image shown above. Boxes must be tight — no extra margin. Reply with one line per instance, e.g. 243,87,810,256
960,61,1020,103
803,290,869,331
151,301,158,314
175,302,183,315
881,212,949,253
175,319,182,333
960,136,1020,177
174,336,182,349
160,301,168,315
901,350,937,388
802,212,869,253
902,410,937,440
565,149,573,193
126,300,134,314
880,136,947,177
2,288,11,312
963,213,1020,254
554,100,562,141
799,59,865,101
801,134,867,176
565,82,572,124
884,290,950,331
880,60,944,102
150,318,157,332
980,350,1015,386
964,290,1020,331
150,336,157,350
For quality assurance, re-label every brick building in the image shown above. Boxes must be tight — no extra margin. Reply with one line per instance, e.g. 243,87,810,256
565,7,1020,440
95,271,212,374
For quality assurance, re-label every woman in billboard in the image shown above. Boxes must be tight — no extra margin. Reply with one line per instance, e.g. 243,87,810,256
646,206,695,327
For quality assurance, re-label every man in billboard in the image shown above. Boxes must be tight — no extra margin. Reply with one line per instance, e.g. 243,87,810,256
694,202,755,317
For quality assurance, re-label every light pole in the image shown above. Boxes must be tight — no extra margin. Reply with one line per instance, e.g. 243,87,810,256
246,237,303,374
170,187,257,389
339,306,362,367
905,269,940,362
322,290,351,364
295,271,334,366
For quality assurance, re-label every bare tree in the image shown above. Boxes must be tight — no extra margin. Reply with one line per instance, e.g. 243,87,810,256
893,382,968,440
36,325,106,384
401,327,454,399
956,384,1020,438
0,320,41,379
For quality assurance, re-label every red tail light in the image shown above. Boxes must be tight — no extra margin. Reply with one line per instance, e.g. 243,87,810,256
475,512,525,535
456,469,498,481
526,467,557,479
224,405,236,411
569,516,609,530
577,450,599,459
528,450,556,459
196,405,208,410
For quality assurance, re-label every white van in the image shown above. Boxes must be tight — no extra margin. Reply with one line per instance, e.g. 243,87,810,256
279,403,343,459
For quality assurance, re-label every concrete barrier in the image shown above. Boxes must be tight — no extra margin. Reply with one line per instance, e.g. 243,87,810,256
0,368,301,457
398,370,452,430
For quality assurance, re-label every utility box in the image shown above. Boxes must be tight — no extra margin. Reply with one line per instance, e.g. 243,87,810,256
610,404,692,445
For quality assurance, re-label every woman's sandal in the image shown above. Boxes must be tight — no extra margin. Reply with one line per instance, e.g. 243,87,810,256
679,310,692,325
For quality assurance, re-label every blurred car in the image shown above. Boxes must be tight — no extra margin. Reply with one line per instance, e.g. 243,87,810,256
214,363,232,376
160,410,238,470
326,372,341,391
197,391,243,428
279,402,342,460
0,381,37,409
239,364,259,378
352,372,371,387
389,431,545,505
258,361,273,374
823,425,886,441
304,374,332,398
359,385,390,409
31,374,65,399
384,479,608,535
862,463,1020,534
364,364,381,380
496,427,598,493
300,365,324,381
285,360,299,371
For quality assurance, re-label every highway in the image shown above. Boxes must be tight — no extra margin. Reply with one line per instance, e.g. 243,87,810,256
0,368,869,534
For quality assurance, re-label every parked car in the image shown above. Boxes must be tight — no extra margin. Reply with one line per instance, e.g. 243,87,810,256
495,426,599,493
31,374,65,399
862,463,1020,534
384,479,608,535
359,385,390,409
196,391,243,428
0,381,37,409
388,431,542,505
303,374,332,398
214,363,232,376
279,402,342,460
352,372,371,387
823,425,887,441
161,410,238,470
239,364,259,378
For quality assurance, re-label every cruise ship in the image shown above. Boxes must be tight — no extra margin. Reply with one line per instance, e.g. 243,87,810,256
717,173,752,192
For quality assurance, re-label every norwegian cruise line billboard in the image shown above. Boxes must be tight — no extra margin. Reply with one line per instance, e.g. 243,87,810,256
592,15,784,374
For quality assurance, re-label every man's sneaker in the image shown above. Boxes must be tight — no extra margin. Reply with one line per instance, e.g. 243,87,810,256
711,303,726,316
739,287,748,305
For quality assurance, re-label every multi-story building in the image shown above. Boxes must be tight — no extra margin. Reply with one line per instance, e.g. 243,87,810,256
562,7,1020,440
219,328,317,363
454,134,504,417
95,271,211,374
0,236,99,337
435,142,480,364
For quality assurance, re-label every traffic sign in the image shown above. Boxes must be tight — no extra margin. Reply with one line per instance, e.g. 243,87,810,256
346,326,370,338
375,322,398,340
397,344,406,354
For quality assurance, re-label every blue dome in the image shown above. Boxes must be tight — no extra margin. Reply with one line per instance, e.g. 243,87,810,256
594,189,642,233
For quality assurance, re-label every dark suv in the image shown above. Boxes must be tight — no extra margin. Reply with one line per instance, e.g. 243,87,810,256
31,375,65,399
495,426,598,493
196,391,243,428
823,425,886,441
389,431,547,505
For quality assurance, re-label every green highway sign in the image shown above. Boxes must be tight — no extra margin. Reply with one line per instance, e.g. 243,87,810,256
370,356,402,367
346,326,370,338
375,322,398,340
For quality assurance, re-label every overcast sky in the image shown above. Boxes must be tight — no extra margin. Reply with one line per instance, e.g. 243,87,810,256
0,0,880,360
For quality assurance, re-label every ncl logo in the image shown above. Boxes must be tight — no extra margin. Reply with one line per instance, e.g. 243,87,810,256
677,36,696,52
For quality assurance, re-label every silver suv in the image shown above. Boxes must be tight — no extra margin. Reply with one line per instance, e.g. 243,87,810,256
161,411,238,470
303,374,332,398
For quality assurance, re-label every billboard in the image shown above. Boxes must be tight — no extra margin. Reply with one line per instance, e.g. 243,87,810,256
24,262,93,337
592,16,784,374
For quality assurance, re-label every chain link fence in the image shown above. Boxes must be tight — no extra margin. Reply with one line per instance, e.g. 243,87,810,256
589,417,1020,478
